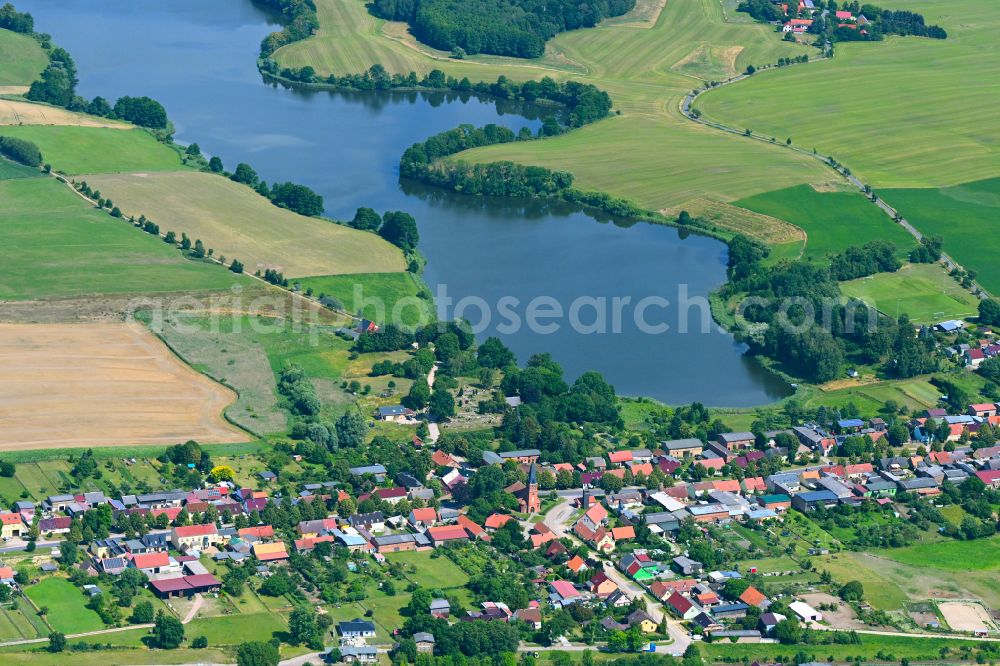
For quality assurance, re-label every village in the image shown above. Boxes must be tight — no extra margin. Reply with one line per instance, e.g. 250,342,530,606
1,400,998,662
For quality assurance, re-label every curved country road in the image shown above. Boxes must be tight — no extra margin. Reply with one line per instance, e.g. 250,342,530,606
679,63,988,298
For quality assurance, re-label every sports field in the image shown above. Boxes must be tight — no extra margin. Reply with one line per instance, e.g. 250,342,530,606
0,28,47,87
0,125,183,174
698,0,999,190
0,178,241,300
0,321,246,450
0,98,130,129
882,177,1000,294
840,263,979,324
275,0,831,211
733,184,916,259
82,172,407,277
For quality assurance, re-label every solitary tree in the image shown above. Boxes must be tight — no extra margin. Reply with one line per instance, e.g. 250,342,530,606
48,632,66,653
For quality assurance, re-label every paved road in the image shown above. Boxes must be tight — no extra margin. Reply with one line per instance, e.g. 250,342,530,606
0,539,61,554
541,499,691,656
426,363,441,442
680,65,987,297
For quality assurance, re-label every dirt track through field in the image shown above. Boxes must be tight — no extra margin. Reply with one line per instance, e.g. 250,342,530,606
0,321,247,450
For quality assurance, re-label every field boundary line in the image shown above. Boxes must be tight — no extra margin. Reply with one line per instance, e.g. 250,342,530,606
680,59,991,298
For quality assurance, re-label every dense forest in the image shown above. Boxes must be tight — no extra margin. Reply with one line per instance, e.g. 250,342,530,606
370,0,636,58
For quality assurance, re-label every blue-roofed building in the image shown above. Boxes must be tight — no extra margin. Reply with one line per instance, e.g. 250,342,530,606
791,490,839,512
837,418,864,431
713,602,750,619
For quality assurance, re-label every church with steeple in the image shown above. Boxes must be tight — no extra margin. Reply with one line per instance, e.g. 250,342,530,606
524,462,541,514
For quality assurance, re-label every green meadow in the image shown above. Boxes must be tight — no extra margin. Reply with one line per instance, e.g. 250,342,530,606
882,177,1000,293
698,0,1000,190
0,28,47,86
277,0,830,211
733,184,916,259
840,262,979,323
879,536,1000,573
0,177,242,300
23,577,105,634
0,157,42,180
0,125,184,174
296,272,434,328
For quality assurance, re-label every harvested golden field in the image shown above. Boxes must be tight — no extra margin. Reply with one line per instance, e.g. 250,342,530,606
0,99,129,128
0,322,247,450
82,171,407,277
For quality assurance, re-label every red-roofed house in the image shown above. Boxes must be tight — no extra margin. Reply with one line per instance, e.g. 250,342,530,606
742,477,766,493
484,514,514,530
976,470,1000,489
650,579,697,600
409,507,438,529
457,515,487,540
550,579,580,602
239,525,275,540
295,535,335,552
835,10,854,20
665,591,699,619
579,503,609,532
131,552,171,575
712,479,741,493
590,572,618,597
608,450,633,465
566,555,587,573
783,18,813,33
171,523,220,551
611,526,636,541
427,525,469,546
431,450,459,468
739,586,767,608
0,513,24,539
253,541,289,562
629,462,654,477
969,403,998,417
374,487,407,504
967,348,986,368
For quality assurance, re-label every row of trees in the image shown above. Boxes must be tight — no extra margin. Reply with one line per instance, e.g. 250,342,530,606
24,44,170,129
0,135,42,166
370,0,635,58
268,64,613,130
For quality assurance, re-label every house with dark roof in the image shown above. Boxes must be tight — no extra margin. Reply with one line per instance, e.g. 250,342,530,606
338,619,377,638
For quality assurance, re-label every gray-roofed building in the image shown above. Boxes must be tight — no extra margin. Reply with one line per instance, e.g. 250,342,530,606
791,490,839,512
717,432,755,450
816,476,853,499
349,465,387,480
662,438,704,456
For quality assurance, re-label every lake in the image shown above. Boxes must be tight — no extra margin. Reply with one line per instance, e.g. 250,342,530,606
17,0,790,406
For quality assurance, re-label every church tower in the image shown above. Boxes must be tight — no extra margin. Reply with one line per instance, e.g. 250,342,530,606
526,462,541,514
